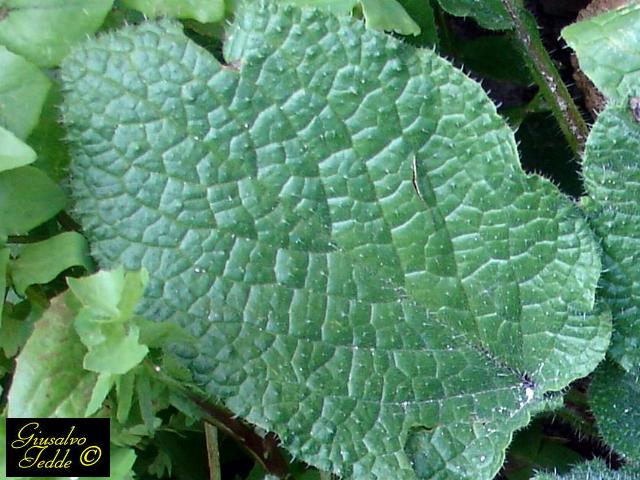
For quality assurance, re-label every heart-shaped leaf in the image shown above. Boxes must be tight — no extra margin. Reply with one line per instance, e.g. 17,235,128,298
61,4,609,478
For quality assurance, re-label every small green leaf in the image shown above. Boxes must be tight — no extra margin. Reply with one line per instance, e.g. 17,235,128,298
121,0,225,23
68,268,150,376
105,447,137,480
396,0,436,47
137,373,158,432
0,0,114,67
67,267,147,320
435,0,511,30
7,294,98,417
0,247,9,322
0,46,50,139
0,312,34,357
82,323,148,374
282,0,420,35
10,231,93,295
360,0,420,36
590,360,640,464
562,3,640,102
116,371,136,423
86,371,115,416
0,418,6,479
0,166,66,239
0,126,36,172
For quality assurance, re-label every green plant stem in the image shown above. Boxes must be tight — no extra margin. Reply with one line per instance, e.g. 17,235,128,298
145,362,290,478
501,0,589,155
205,423,222,480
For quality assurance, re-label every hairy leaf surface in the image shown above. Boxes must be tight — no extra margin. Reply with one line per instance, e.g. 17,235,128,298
534,459,640,480
582,102,640,372
569,0,640,374
590,360,640,465
62,4,609,479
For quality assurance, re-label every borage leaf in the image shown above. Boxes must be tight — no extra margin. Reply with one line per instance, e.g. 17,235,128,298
562,3,640,102
582,103,640,373
61,4,609,479
565,1,640,374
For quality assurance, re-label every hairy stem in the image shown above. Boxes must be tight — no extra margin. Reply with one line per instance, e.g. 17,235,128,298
146,363,290,478
501,0,589,155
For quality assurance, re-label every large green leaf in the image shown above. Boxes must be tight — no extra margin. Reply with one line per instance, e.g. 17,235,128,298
0,0,114,67
61,4,609,479
590,360,640,465
7,294,98,417
562,3,640,102
0,46,50,139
